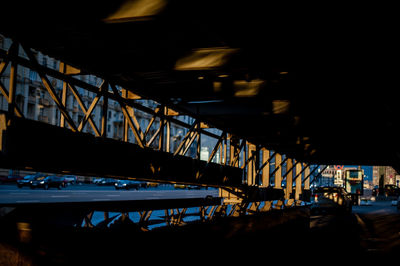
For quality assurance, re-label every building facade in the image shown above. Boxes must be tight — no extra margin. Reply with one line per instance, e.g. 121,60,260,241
372,166,400,187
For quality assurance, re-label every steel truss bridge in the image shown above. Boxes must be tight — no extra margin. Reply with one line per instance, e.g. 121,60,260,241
0,37,316,225
0,0,399,262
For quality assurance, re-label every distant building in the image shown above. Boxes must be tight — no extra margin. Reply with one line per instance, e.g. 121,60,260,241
319,165,366,187
372,166,399,187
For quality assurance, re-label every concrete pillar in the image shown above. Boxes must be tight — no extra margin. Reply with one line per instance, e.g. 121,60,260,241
285,158,293,200
247,143,257,185
295,161,302,200
304,164,310,190
261,149,270,187
274,153,282,188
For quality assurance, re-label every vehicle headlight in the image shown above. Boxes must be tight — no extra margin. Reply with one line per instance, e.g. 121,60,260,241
123,183,127,186
40,181,45,184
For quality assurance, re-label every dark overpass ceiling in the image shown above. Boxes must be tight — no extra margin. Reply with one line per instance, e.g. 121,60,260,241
1,1,399,167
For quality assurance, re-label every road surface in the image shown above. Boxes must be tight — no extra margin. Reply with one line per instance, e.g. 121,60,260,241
310,199,400,260
0,184,219,204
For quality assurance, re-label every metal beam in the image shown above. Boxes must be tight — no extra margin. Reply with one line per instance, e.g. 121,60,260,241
246,143,257,185
59,62,68,128
0,42,23,118
68,83,101,136
260,149,272,187
230,137,245,167
21,44,78,131
274,153,282,189
0,114,243,187
7,48,18,118
208,131,226,163
0,80,24,118
270,156,288,179
293,162,310,182
283,160,300,179
101,86,108,138
294,162,303,201
110,84,145,148
173,119,198,156
257,150,277,177
0,47,220,140
310,165,328,185
303,165,319,185
285,158,293,200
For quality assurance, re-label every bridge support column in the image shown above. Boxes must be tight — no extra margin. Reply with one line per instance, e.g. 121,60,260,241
228,134,241,167
285,158,294,204
295,161,302,201
304,164,310,190
247,143,257,186
274,153,282,189
261,149,270,187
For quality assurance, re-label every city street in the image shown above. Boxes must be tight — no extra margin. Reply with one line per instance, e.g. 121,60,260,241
354,201,400,255
0,184,219,204
310,200,400,259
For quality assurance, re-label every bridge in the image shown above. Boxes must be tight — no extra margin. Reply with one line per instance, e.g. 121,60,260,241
1,1,400,264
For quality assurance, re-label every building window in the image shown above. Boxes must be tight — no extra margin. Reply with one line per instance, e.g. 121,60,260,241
27,103,35,118
28,86,36,97
42,56,47,67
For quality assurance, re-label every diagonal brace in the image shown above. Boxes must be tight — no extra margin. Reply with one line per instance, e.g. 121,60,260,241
68,83,101,136
22,44,77,131
110,84,145,148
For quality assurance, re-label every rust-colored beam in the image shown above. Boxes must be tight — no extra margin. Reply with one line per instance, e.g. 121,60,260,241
173,120,198,156
68,83,101,136
285,158,294,200
7,46,18,118
22,44,77,131
0,47,220,140
0,114,243,187
59,62,68,128
207,131,226,164
111,84,145,148
0,80,24,118
101,83,108,138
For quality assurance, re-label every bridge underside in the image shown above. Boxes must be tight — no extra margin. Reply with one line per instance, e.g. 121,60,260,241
2,3,398,263
1,1,399,170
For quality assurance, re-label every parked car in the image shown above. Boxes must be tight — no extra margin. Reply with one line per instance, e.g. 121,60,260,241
17,173,45,188
92,178,103,184
63,175,77,185
187,185,204,190
311,187,352,214
372,185,379,197
383,185,400,197
30,176,65,190
372,185,400,197
114,180,141,190
96,178,116,186
174,184,187,189
0,174,23,184
146,182,158,188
